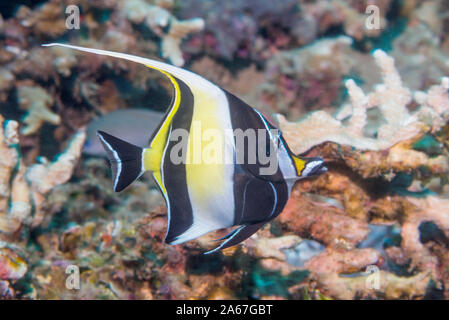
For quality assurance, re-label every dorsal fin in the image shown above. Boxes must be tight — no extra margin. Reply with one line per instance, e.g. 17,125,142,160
42,43,210,87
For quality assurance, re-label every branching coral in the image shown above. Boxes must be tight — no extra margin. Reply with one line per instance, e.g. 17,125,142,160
26,129,87,228
196,47,449,300
245,235,303,261
17,84,61,136
278,50,445,153
277,50,449,177
0,114,85,296
0,0,204,146
0,114,85,235
16,1,67,39
122,0,204,66
160,17,205,67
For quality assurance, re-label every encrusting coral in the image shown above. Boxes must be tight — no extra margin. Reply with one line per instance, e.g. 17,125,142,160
284,192,436,299
402,196,449,278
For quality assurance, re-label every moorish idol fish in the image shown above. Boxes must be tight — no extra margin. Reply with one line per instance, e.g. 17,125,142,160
43,43,327,254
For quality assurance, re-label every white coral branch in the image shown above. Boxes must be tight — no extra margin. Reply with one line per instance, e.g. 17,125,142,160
26,129,86,227
17,85,60,136
0,114,86,234
123,0,204,66
278,50,449,155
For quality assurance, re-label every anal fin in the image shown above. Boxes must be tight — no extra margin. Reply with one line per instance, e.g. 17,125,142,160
204,222,266,255
213,227,241,242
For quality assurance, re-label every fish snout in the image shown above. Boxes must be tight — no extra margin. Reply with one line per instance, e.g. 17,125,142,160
302,157,327,178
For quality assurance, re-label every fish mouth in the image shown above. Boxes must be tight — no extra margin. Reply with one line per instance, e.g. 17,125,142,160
307,159,328,177
315,165,328,176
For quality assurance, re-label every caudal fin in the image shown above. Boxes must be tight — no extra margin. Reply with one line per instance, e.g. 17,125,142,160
97,130,145,192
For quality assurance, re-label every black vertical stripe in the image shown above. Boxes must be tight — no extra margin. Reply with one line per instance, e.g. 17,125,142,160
224,90,289,225
162,77,195,244
271,181,289,220
225,90,285,182
233,173,288,225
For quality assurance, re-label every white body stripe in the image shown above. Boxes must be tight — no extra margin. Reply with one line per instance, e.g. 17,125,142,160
171,88,236,245
159,125,173,241
98,133,122,191
254,109,296,194
302,160,323,177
